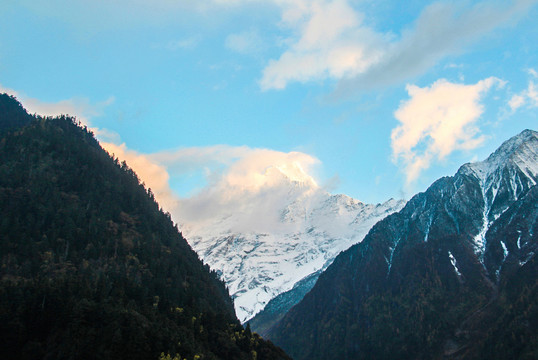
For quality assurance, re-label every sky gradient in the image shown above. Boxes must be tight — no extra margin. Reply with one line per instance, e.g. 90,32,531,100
1,0,538,220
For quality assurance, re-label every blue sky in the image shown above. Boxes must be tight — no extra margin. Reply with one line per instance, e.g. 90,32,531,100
1,0,538,213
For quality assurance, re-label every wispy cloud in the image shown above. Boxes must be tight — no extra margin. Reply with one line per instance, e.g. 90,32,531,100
165,36,201,50
509,94,527,111
391,77,504,184
225,30,264,55
260,0,537,92
509,68,538,111
0,85,114,128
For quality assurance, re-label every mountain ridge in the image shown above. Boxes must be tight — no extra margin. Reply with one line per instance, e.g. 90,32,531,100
268,128,538,360
184,187,405,322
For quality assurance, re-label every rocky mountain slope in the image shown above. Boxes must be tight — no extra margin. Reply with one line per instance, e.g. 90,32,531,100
184,188,404,323
268,129,538,360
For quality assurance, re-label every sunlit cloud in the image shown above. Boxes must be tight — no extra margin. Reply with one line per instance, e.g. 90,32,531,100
101,143,323,234
261,0,385,90
260,0,537,91
90,141,323,234
151,146,321,233
101,142,178,212
391,77,504,184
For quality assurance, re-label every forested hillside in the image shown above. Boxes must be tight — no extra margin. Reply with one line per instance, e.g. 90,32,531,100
0,94,289,360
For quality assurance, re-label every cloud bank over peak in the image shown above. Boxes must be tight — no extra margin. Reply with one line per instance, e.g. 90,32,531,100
94,141,323,235
154,146,321,234
97,142,323,235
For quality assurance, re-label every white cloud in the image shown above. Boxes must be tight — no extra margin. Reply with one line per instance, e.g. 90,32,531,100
260,0,537,91
261,0,385,89
509,94,526,111
391,77,503,184
92,142,323,234
101,143,323,234
152,146,321,233
17,0,535,90
508,69,538,111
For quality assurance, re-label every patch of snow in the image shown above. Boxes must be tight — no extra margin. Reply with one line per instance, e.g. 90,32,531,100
387,236,402,276
448,251,462,277
473,185,489,261
424,212,433,242
501,241,508,259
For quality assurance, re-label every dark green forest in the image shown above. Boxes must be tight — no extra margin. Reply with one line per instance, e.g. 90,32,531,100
0,94,290,360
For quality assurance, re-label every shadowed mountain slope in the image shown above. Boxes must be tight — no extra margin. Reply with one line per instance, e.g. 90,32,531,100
0,94,290,360
269,129,538,360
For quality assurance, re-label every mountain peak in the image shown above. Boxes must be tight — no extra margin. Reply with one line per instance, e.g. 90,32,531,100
0,93,33,130
268,129,538,360
460,129,538,185
185,188,404,323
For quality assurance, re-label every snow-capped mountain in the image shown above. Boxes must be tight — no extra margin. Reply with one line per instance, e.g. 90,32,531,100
460,129,538,262
268,129,538,360
182,185,404,323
